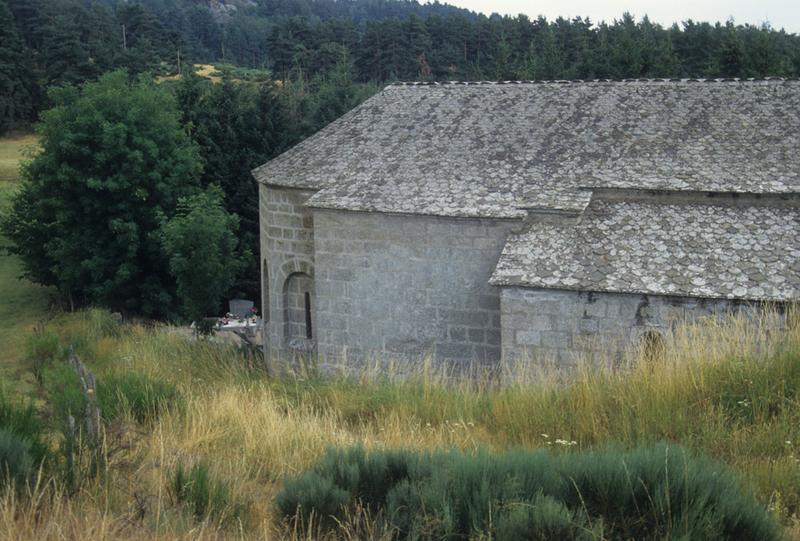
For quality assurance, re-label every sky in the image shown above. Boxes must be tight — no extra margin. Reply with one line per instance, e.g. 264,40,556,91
442,0,800,33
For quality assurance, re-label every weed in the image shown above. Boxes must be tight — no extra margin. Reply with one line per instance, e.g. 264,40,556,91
171,461,245,527
24,327,61,384
0,391,49,466
0,429,34,490
96,372,180,424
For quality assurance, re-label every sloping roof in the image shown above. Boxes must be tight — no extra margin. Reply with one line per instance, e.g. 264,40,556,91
490,197,800,301
252,79,800,218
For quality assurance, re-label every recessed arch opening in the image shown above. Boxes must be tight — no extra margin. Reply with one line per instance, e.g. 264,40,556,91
283,271,314,342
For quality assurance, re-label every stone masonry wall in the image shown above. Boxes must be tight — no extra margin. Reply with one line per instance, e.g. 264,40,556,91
500,287,742,365
312,209,518,366
258,184,316,355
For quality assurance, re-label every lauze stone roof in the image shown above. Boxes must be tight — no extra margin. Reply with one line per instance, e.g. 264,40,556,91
253,79,800,301
253,79,800,217
490,197,800,301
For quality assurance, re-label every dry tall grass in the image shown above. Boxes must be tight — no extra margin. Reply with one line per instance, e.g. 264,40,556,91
1,306,798,539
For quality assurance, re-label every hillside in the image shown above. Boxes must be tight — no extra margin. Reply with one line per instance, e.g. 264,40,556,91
3,0,800,133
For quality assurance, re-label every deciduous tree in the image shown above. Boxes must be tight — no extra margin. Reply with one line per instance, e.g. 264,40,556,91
160,186,243,322
2,70,201,316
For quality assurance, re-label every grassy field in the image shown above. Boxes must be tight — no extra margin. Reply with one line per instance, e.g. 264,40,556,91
0,307,798,539
0,134,51,396
0,133,37,183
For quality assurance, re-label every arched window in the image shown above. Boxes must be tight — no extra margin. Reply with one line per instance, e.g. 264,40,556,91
284,272,314,342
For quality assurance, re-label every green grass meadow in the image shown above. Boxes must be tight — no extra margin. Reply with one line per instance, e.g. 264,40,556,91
0,134,51,395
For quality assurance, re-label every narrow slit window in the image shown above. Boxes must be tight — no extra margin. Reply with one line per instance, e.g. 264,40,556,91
262,259,270,322
304,291,312,339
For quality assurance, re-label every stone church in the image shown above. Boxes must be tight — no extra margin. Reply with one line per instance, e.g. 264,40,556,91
252,79,800,367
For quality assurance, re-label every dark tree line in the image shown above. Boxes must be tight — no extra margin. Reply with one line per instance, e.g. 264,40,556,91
2,0,800,132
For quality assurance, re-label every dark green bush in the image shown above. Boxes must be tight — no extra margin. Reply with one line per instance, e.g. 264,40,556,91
0,429,34,489
96,373,180,424
275,471,351,527
171,461,244,526
494,493,597,540
276,444,780,540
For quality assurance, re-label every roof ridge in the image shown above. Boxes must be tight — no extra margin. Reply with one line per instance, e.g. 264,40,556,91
388,77,799,87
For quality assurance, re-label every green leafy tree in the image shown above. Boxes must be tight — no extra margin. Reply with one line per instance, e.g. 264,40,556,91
160,186,244,322
174,74,289,302
1,70,201,316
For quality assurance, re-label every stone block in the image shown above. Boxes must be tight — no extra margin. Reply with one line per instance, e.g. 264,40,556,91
540,331,571,350
485,328,501,345
578,318,599,335
516,330,541,346
529,314,556,331
468,328,485,343
473,345,502,362
478,294,499,310
329,268,355,282
447,310,489,327
385,337,426,356
599,316,627,333
404,289,427,305
435,343,473,361
449,327,466,342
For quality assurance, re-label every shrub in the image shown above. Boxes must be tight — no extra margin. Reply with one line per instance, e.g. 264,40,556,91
42,361,106,490
96,373,180,424
43,363,87,426
495,493,596,540
171,461,244,526
25,329,61,384
58,309,121,362
0,429,34,489
276,444,780,540
275,472,351,528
